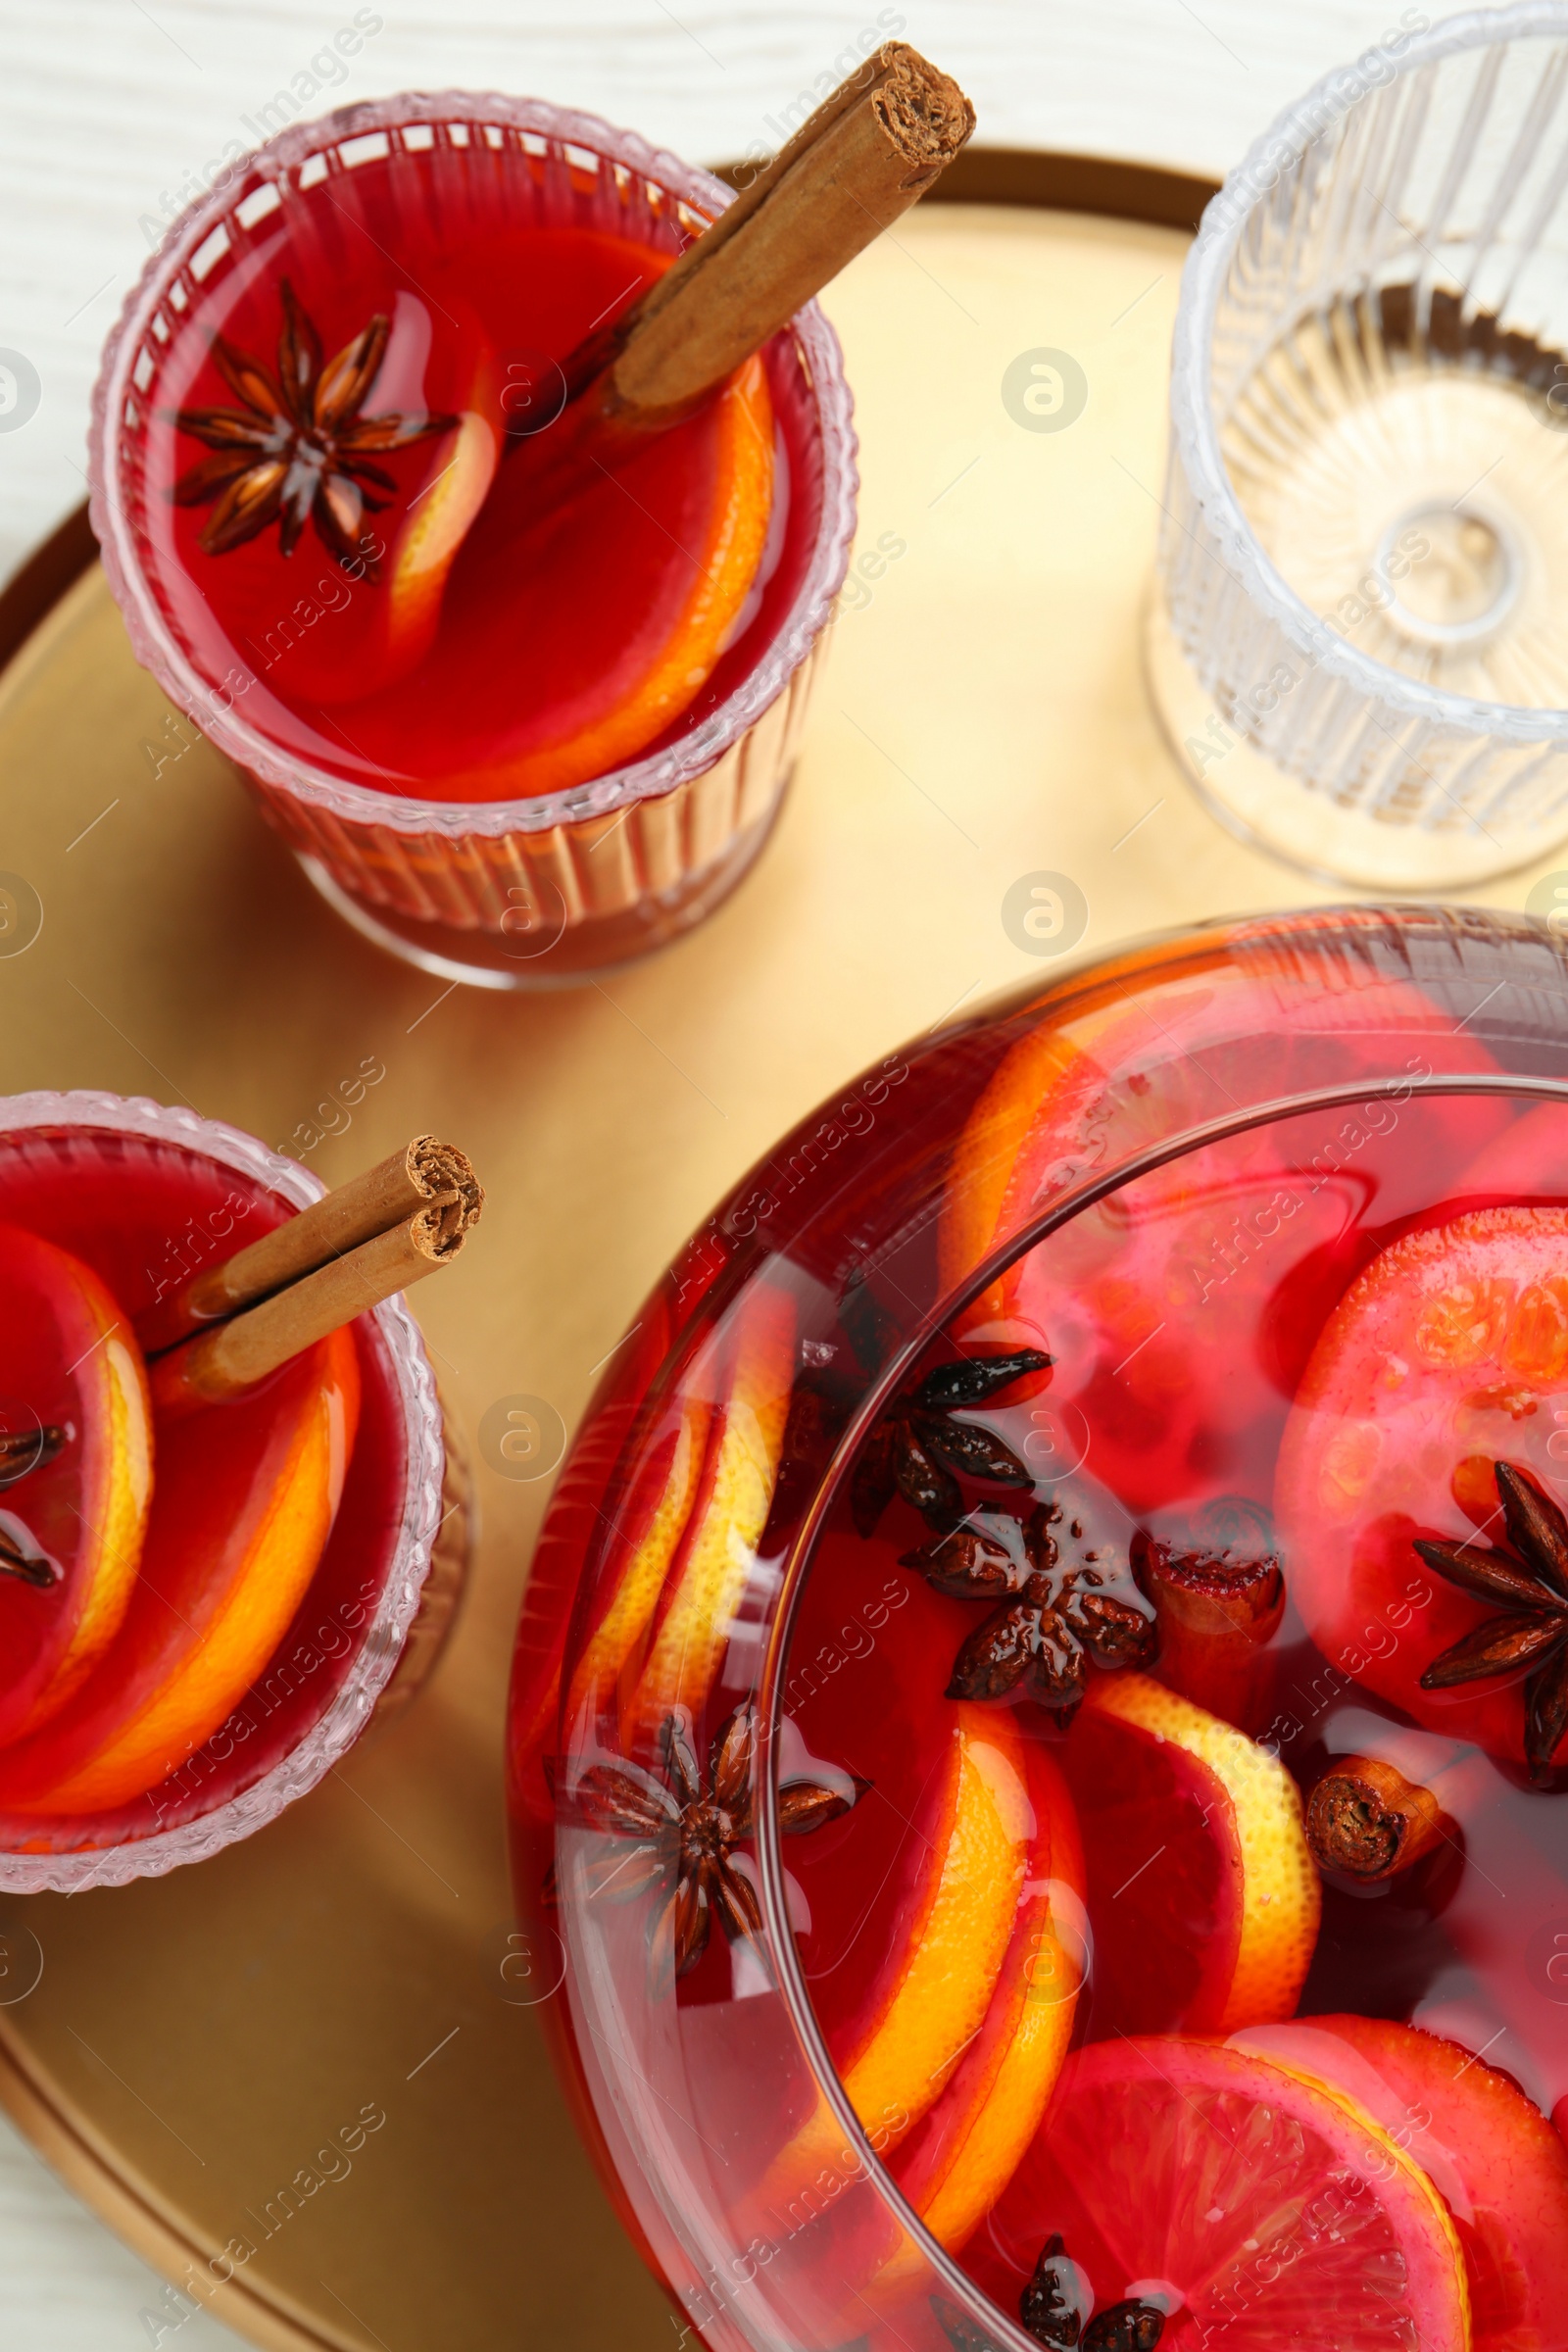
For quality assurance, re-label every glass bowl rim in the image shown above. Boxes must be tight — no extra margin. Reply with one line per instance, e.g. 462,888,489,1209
753,1061,1568,2348
1170,0,1568,745
0,1088,445,1893
88,87,859,840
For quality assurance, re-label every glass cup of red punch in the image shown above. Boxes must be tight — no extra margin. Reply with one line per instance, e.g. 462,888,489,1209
90,50,974,984
0,1097,479,1887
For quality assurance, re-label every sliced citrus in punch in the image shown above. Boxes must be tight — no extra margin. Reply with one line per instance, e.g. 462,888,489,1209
627,1281,796,1745
969,2035,1470,2352
433,351,775,799
382,408,502,678
939,961,1502,1514
885,1740,1085,2259
1061,1670,1319,2034
562,1391,712,1741
761,1702,1033,2204
1233,2013,1568,2351
1278,1205,1568,1768
507,1298,680,1827
0,1328,360,1813
0,1226,153,1747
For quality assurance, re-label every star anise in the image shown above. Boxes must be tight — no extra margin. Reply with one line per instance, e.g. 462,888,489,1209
0,1424,66,1589
1416,1460,1568,1783
852,1348,1053,1535
903,1484,1155,1721
1017,2238,1165,2351
555,1704,866,1984
171,278,457,576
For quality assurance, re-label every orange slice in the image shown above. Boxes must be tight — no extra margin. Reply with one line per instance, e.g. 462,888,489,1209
627,1280,796,1743
1234,2013,1568,2351
383,409,502,677
888,1740,1084,2258
1063,1671,1319,2034
0,1328,359,1813
937,962,1504,1515
562,1390,711,1743
441,354,775,799
0,1226,153,1747
969,2035,1470,2352
762,1702,1033,2204
1279,1204,1568,1770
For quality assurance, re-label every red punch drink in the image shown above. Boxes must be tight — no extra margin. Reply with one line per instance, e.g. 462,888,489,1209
92,96,856,984
511,907,1568,2352
0,1093,452,1889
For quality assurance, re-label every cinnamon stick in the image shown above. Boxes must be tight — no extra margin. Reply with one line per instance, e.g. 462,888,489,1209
1305,1756,1446,1881
150,1206,463,1417
506,42,973,515
598,43,975,425
137,1135,481,1354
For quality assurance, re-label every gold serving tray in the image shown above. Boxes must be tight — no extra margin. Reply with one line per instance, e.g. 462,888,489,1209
0,150,1549,2352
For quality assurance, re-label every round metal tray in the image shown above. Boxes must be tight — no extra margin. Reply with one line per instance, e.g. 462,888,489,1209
2,147,1498,2352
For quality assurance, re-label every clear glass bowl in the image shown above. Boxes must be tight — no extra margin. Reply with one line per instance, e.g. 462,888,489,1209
0,1091,456,1891
509,903,1568,2352
89,92,858,988
1150,3,1568,889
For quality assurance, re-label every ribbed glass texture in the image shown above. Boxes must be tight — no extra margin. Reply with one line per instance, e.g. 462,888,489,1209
0,1092,447,1892
1153,4,1568,886
90,93,858,984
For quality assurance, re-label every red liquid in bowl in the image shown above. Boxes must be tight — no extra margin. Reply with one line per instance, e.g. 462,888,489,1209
510,910,1568,2352
0,1127,408,1855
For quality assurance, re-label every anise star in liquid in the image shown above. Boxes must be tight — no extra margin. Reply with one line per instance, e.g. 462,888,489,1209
562,1704,866,1984
851,1348,1053,1535
1017,2234,1165,2350
0,1423,65,1589
172,278,457,576
903,1490,1155,1721
1416,1460,1568,1783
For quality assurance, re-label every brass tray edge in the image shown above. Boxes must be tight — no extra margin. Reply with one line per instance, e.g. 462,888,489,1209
0,2024,349,2351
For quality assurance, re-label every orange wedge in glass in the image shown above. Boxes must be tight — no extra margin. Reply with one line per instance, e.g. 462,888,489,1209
1235,2013,1568,2352
626,1281,796,1745
1279,1203,1568,1770
887,1739,1084,2259
761,1702,1034,2203
561,1390,712,1744
431,354,775,799
1063,1670,1320,2034
970,2035,1470,2352
0,1328,359,1813
382,408,503,678
936,964,1503,1514
0,1226,153,1747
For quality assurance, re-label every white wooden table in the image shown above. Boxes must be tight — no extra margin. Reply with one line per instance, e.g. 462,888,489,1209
0,1,1414,2340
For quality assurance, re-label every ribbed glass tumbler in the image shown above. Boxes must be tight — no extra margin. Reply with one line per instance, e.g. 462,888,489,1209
91,92,858,988
1147,2,1568,889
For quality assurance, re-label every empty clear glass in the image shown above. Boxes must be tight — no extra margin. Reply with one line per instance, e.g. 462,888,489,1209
1148,2,1568,888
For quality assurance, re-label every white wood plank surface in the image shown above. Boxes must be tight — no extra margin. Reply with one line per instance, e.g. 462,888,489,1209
0,1,1415,2341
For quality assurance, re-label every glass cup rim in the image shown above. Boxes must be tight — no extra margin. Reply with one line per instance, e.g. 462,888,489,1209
0,1087,445,1893
752,1061,1568,2344
88,87,859,841
1171,0,1568,745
